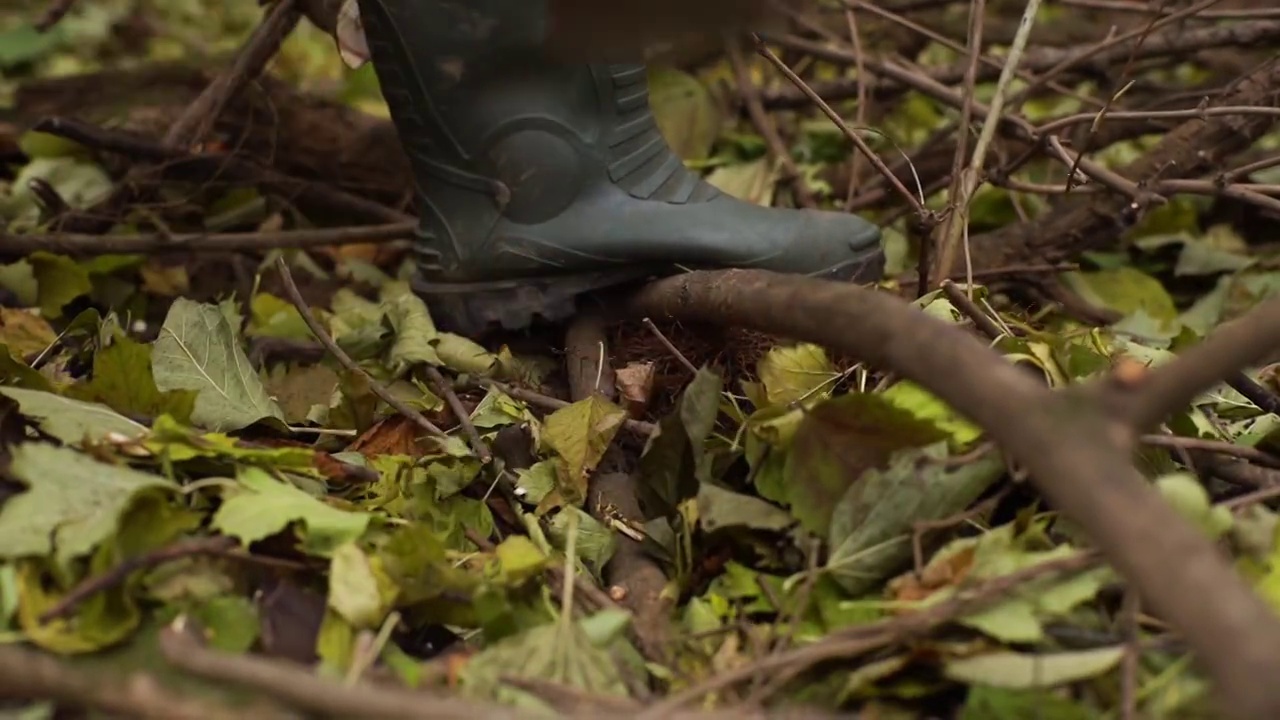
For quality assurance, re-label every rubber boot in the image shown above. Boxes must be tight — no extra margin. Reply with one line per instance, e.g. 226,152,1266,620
356,0,884,335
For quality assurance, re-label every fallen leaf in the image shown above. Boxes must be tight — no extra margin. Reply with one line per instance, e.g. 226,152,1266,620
959,686,1097,719
0,386,148,445
27,252,91,319
69,334,197,423
0,443,175,564
696,482,794,534
826,442,1004,595
944,647,1125,689
382,281,441,370
639,367,722,511
756,342,837,408
212,467,371,556
615,361,656,418
349,414,429,458
784,392,948,537
138,262,190,297
648,66,719,161
152,298,285,432
0,308,56,358
546,506,617,578
436,332,497,375
543,394,628,502
328,542,398,629
704,157,779,207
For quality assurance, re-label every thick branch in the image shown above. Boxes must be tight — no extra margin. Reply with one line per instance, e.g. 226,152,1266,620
622,269,1280,720
1126,294,1280,430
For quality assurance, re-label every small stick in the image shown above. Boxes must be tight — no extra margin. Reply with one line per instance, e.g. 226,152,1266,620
941,280,1005,340
1227,370,1280,418
0,223,415,258
641,318,699,375
40,537,305,623
274,257,448,443
1140,434,1280,469
422,366,491,463
480,380,658,437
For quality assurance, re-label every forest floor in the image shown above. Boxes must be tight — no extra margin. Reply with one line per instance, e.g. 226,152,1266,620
4,1,1280,718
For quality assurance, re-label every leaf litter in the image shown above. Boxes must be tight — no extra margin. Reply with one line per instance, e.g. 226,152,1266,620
1,1,1280,718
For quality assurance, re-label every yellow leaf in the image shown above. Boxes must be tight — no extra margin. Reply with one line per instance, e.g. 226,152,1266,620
756,343,837,408
543,394,627,501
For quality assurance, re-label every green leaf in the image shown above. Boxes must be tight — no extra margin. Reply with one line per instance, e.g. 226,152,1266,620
459,615,630,710
696,482,794,534
190,596,260,653
546,506,616,577
143,415,314,468
1060,267,1178,335
826,442,1004,595
543,394,628,502
917,526,1112,643
0,386,147,444
647,66,719,161
639,367,722,511
3,159,112,232
18,131,88,160
211,467,371,556
382,280,441,370
436,332,497,375
704,158,779,206
944,647,1124,689
513,460,558,505
68,335,197,423
492,535,548,586
27,252,92,319
784,392,949,536
328,542,398,629
756,343,838,408
960,686,1096,720
247,293,312,341
881,381,983,447
0,25,60,67
1155,472,1233,539
0,444,174,564
152,298,285,432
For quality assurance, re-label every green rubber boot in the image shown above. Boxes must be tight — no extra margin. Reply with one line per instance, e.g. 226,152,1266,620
356,0,883,335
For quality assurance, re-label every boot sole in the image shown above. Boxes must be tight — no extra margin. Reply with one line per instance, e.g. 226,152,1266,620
413,245,886,337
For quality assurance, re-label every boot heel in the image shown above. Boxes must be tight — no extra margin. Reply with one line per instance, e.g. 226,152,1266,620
413,269,653,336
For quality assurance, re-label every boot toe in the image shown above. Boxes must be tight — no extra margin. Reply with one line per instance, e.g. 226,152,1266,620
772,208,885,282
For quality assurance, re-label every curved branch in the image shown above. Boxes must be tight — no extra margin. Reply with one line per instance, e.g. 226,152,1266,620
622,268,1280,720
1126,294,1280,430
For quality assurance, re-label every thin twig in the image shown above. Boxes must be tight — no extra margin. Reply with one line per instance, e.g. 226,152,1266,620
1227,371,1280,418
0,223,415,257
641,318,699,375
41,537,227,622
478,381,657,436
931,0,1042,287
164,0,302,149
273,256,448,443
422,366,491,463
752,35,930,220
726,38,816,208
941,280,1005,340
1140,434,1280,469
